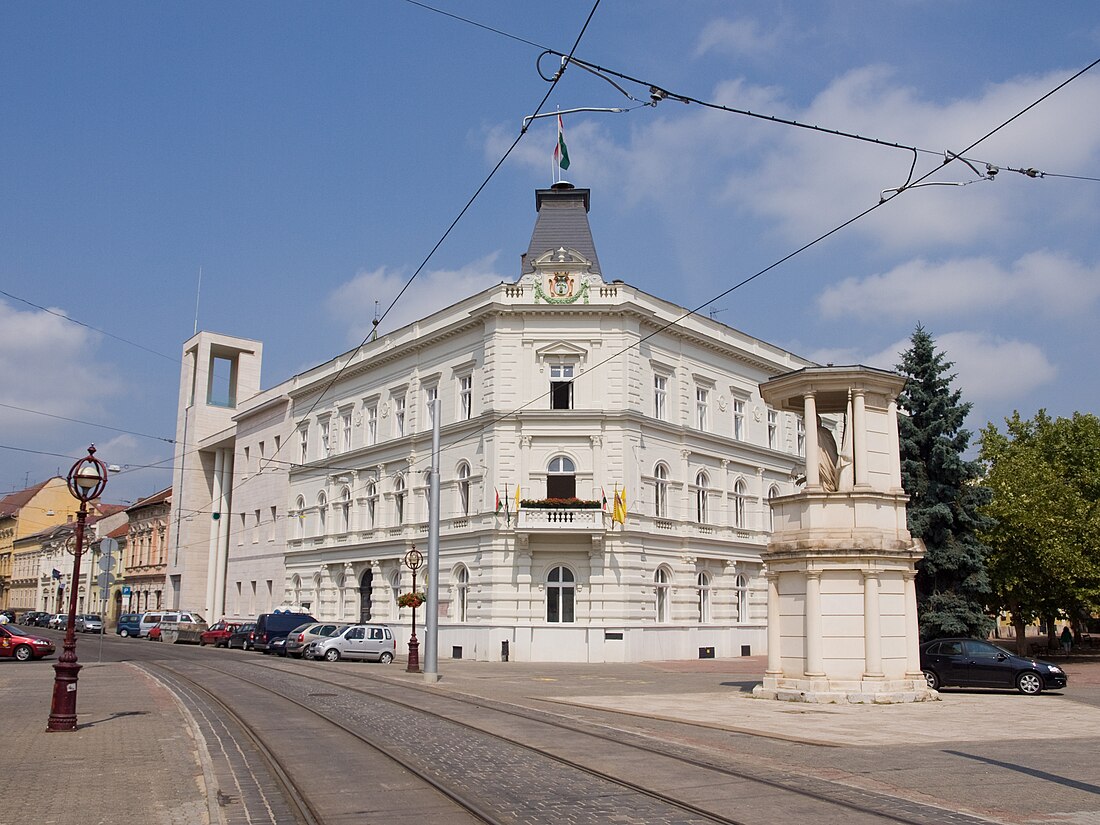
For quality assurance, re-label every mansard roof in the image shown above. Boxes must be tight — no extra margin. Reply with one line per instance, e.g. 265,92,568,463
521,183,601,278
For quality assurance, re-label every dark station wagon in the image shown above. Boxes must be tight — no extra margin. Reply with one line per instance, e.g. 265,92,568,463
920,638,1068,695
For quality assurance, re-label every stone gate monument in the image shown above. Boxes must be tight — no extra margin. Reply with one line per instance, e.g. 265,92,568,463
752,365,935,703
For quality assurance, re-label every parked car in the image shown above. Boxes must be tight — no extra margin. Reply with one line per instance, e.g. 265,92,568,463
75,614,104,634
200,620,242,648
309,624,395,663
252,612,317,654
147,624,162,642
920,638,1068,695
0,624,56,661
227,623,255,650
19,611,46,626
286,622,347,659
48,613,70,630
116,613,142,637
31,612,53,627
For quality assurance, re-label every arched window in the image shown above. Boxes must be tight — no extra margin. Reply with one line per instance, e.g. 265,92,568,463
697,571,711,623
364,480,377,529
655,566,671,623
735,574,749,622
546,565,575,623
733,479,747,528
294,497,306,539
767,485,780,532
394,476,406,525
390,571,402,608
290,574,302,607
457,462,471,516
546,456,576,499
454,564,469,622
309,572,321,613
695,471,710,524
338,486,351,533
654,463,669,518
316,493,327,536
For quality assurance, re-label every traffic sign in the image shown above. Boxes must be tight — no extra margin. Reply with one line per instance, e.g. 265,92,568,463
95,572,116,590
100,537,119,555
122,585,132,596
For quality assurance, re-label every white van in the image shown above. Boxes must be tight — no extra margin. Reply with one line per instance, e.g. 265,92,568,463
140,610,204,638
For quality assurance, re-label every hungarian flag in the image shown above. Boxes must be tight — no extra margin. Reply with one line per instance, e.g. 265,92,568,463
495,489,503,514
601,487,608,512
554,114,570,171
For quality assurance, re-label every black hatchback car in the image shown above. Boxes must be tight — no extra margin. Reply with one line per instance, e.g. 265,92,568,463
920,638,1067,695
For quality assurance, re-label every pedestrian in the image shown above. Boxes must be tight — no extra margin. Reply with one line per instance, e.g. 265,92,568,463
1061,624,1073,654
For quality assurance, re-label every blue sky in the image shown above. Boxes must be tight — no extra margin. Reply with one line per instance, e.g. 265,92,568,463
2,1,1099,503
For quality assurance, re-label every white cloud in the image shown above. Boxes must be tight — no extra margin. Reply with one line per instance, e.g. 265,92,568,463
818,250,1100,320
0,300,122,433
733,67,1100,249
327,254,505,345
695,18,783,59
853,331,1056,405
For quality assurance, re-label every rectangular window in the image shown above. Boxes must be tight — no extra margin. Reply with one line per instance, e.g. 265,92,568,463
320,419,331,457
242,445,250,474
654,375,667,420
274,435,281,455
696,388,709,430
796,416,806,456
425,385,438,428
733,399,745,441
258,440,265,471
550,364,574,410
767,408,778,449
459,375,473,420
367,405,378,445
394,396,406,436
299,427,309,463
253,509,261,543
341,411,352,453
269,506,277,542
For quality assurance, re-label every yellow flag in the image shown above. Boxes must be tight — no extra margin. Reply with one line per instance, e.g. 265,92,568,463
612,487,626,525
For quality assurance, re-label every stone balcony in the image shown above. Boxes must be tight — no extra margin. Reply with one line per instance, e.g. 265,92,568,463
516,507,604,532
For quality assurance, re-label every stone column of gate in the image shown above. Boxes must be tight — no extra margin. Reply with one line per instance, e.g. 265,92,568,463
863,571,883,678
765,572,781,675
804,571,825,677
903,571,922,676
803,391,820,488
853,389,869,488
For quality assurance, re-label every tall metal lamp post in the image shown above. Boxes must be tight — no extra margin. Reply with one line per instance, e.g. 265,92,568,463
47,445,107,732
403,547,423,673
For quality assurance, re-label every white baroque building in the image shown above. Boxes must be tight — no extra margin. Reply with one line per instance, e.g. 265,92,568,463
164,183,816,662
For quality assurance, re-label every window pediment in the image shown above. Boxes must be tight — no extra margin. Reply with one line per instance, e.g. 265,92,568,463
534,341,588,366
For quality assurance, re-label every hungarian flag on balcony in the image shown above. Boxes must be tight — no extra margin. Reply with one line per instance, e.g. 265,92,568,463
601,487,608,512
495,488,503,514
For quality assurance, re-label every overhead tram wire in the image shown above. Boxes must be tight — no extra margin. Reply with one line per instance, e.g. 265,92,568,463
403,1,1098,186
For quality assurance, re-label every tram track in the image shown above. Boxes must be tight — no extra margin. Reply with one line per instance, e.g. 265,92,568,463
150,658,753,825
153,654,1000,825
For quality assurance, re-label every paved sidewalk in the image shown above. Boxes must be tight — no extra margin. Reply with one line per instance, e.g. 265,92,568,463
0,660,212,825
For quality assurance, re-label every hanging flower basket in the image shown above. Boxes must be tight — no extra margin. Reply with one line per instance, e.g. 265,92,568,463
397,592,425,609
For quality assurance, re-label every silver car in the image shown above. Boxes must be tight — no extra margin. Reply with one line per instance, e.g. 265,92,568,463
309,624,395,663
76,614,104,633
286,622,347,658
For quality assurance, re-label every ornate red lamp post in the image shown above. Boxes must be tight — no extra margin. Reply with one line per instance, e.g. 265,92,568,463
47,445,107,732
403,547,423,673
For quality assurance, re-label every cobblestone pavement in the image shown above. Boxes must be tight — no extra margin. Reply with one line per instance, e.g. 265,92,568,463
0,659,212,825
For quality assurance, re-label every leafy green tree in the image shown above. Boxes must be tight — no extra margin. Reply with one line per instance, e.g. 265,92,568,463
980,411,1100,652
897,325,993,640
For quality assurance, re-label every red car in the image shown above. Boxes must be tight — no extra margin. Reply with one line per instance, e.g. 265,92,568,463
0,624,56,661
199,620,240,648
147,624,162,641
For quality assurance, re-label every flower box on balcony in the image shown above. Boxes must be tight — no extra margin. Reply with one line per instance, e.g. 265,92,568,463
519,498,601,510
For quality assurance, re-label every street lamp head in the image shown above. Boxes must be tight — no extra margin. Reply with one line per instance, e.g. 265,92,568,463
67,445,108,503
